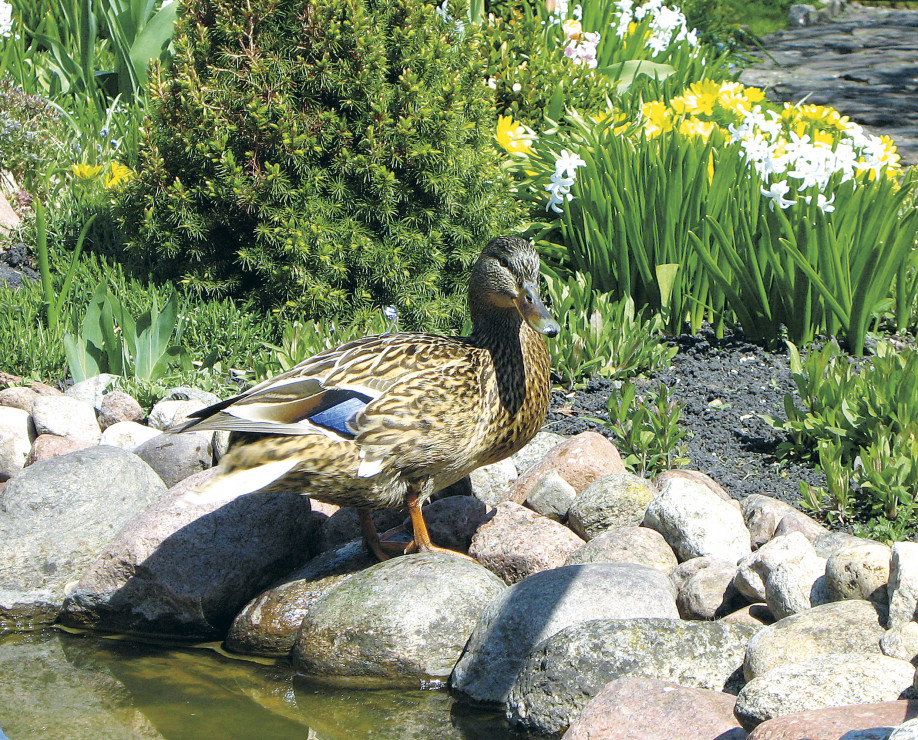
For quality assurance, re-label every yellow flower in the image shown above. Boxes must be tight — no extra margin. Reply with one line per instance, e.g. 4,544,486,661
707,151,715,185
682,80,720,117
495,115,535,154
105,162,135,189
679,118,715,138
562,19,582,40
641,100,673,137
813,130,836,148
71,163,104,180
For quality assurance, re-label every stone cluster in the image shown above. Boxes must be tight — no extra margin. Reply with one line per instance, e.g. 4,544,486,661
3,376,918,738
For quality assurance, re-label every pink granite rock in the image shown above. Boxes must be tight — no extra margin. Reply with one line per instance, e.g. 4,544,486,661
470,501,585,583
97,391,144,429
746,700,918,740
26,434,94,464
509,431,625,505
563,676,747,740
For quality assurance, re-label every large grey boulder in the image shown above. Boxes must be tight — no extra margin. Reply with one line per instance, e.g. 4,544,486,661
0,445,165,630
60,468,315,639
562,676,746,740
506,618,760,736
735,653,917,730
643,477,751,563
744,599,887,680
449,562,678,706
564,525,678,573
292,552,505,682
566,472,657,539
226,539,375,657
470,458,518,507
741,494,829,550
64,373,118,411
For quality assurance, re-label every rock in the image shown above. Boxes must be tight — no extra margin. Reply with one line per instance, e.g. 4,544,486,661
468,501,585,584
734,531,820,603
59,468,314,639
764,552,830,619
741,494,828,550
226,539,375,657
469,458,518,506
64,374,118,411
99,420,163,450
889,542,918,629
566,472,657,539
788,3,817,26
525,469,577,520
146,398,207,431
26,433,94,464
825,543,891,606
0,631,165,739
655,469,732,502
744,600,887,680
160,386,222,407
510,430,566,476
0,386,38,412
507,618,759,735
720,604,775,627
132,431,213,487
292,552,505,681
883,622,918,665
735,653,917,730
449,562,679,706
316,507,407,554
562,676,747,740
814,531,881,559
0,446,165,630
403,495,493,554
893,717,918,740
30,395,100,442
676,557,748,620
0,194,20,232
746,700,918,740
644,477,752,564
564,525,678,573
509,432,625,505
97,390,144,429
0,406,35,480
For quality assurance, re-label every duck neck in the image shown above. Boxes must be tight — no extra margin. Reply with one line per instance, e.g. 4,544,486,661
469,308,550,417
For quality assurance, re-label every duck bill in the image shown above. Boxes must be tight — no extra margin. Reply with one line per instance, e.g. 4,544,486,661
516,282,561,338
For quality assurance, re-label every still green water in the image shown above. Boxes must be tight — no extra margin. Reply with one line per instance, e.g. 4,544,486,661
0,630,516,740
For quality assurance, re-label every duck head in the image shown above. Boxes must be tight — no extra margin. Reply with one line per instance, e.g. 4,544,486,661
469,236,560,338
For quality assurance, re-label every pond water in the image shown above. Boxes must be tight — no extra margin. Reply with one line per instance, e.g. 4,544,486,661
0,630,517,740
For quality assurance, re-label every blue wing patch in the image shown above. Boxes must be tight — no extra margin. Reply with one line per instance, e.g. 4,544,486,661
307,392,370,437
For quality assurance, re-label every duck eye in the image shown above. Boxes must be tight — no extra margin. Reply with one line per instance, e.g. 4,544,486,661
496,255,511,269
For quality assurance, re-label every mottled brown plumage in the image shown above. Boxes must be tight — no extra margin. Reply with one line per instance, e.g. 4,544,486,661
176,236,559,559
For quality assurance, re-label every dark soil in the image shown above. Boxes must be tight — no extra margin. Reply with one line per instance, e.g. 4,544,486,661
547,328,827,508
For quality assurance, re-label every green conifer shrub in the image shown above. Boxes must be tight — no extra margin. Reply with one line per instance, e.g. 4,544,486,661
116,0,521,331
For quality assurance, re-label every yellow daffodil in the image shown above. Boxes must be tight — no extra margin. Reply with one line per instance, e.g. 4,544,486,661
495,115,536,154
71,163,104,180
105,162,135,189
813,130,836,148
679,118,715,139
641,100,673,137
682,80,720,117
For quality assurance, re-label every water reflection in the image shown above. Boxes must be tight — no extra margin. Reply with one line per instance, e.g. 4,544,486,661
0,631,517,740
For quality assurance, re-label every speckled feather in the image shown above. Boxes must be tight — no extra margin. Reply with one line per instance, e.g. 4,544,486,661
177,237,554,512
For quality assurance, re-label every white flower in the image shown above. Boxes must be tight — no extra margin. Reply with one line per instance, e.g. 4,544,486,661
761,180,796,210
0,0,13,38
817,193,835,213
554,149,586,178
384,305,398,322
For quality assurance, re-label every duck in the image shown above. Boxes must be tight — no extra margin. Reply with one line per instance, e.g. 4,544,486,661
175,236,560,560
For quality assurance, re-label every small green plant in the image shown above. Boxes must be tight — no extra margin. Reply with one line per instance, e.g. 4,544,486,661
544,270,676,388
64,281,189,383
768,340,918,541
592,380,690,476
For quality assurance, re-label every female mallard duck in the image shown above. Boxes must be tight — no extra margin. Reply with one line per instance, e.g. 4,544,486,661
177,236,560,560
